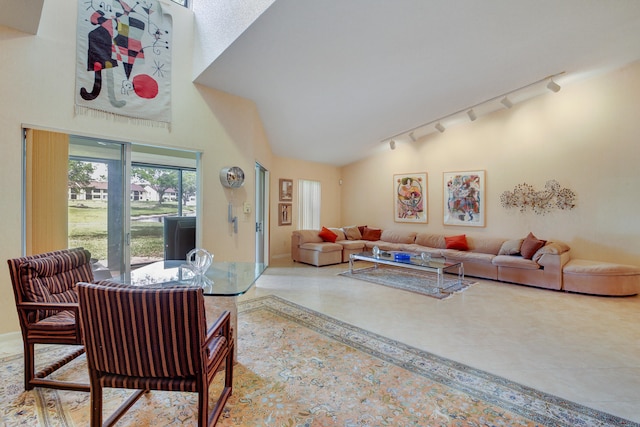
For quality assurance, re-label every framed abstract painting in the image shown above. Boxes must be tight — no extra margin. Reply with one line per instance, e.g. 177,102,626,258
443,170,486,227
394,173,427,223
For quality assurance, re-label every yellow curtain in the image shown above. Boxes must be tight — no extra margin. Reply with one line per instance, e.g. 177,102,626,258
25,129,69,255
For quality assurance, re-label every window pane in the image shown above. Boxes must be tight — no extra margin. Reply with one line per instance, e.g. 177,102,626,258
298,179,321,230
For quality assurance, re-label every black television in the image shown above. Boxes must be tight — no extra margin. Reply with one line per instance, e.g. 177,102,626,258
163,216,196,260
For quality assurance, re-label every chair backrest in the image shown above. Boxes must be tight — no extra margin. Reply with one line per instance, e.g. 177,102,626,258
77,283,208,378
7,248,93,323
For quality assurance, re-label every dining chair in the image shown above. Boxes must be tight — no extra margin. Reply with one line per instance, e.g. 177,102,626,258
77,282,234,427
7,247,93,392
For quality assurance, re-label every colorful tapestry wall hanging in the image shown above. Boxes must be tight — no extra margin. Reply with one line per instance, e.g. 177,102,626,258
75,0,172,126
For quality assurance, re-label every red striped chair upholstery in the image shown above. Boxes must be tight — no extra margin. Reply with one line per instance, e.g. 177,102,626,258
7,248,94,392
77,282,233,427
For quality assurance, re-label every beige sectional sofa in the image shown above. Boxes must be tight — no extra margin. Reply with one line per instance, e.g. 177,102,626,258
290,227,639,296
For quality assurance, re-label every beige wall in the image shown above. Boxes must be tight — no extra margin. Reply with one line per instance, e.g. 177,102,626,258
341,61,640,266
0,3,273,334
269,156,342,258
2,1,639,335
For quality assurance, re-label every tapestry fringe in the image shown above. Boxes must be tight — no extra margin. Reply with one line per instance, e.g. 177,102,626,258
74,105,170,130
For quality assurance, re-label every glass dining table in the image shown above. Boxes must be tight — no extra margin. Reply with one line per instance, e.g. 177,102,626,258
111,260,266,361
116,260,266,296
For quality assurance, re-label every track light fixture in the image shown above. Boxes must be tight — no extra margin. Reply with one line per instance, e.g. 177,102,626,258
380,72,564,144
546,78,561,93
500,96,513,109
389,139,396,150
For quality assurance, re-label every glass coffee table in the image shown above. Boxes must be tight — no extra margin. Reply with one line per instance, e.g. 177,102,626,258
349,251,464,292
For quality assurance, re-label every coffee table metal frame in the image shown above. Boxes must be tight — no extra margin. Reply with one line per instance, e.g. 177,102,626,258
349,251,464,292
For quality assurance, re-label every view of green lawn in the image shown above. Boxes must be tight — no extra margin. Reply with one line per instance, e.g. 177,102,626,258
68,200,195,261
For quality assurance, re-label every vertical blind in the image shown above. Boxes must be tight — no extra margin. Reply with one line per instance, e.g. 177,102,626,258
298,179,321,230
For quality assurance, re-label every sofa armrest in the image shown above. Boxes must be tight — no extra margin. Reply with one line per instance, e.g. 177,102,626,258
537,251,570,269
292,229,323,262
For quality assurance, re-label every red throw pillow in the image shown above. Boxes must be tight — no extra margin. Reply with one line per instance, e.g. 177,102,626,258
445,234,469,251
362,226,382,241
520,232,546,259
318,226,338,243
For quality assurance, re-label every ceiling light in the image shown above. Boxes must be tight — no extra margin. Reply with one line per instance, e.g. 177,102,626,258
435,122,445,133
500,96,513,109
546,78,561,93
467,109,477,121
389,139,396,150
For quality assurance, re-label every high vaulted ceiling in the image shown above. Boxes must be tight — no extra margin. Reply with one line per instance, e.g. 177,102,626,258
4,1,640,167
195,0,640,166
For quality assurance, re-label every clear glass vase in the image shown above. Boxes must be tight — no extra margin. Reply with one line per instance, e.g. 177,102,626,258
186,248,213,276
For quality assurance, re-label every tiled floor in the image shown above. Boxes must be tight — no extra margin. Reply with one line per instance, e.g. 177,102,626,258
241,258,640,423
2,258,638,423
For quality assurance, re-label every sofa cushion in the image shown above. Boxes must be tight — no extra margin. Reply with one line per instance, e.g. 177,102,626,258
442,249,494,264
414,233,446,249
467,236,505,255
319,227,338,243
404,244,443,257
300,242,343,253
492,255,541,270
362,227,382,241
521,232,546,259
342,225,362,240
380,229,417,244
499,239,523,255
294,229,323,244
531,241,570,263
445,234,468,250
328,228,346,241
337,240,366,250
563,259,640,276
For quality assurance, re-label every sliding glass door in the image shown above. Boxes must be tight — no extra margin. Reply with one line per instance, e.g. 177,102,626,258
25,130,199,277
68,136,128,276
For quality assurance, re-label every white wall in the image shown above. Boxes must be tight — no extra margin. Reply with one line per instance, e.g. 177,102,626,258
0,2,273,333
341,61,640,266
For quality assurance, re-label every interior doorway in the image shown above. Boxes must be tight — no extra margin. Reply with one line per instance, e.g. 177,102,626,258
255,162,269,265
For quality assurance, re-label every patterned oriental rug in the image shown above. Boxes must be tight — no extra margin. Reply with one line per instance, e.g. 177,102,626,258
1,295,636,426
339,265,476,299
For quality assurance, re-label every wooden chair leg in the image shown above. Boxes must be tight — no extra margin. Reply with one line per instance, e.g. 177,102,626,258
24,341,35,391
198,386,208,427
226,343,234,389
89,376,102,427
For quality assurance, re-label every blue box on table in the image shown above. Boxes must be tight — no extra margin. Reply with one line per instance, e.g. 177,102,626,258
393,252,411,261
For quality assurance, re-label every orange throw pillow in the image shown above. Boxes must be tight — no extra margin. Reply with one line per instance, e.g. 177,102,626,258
445,234,469,250
520,232,546,259
318,226,338,243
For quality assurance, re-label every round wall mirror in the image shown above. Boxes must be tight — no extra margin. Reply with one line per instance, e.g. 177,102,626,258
219,166,245,188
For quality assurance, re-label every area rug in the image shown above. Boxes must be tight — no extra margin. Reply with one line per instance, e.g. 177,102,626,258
1,295,635,426
339,265,476,299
